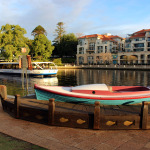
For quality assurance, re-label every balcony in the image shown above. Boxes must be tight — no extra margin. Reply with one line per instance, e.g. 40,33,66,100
133,47,144,49
86,50,95,54
79,51,84,54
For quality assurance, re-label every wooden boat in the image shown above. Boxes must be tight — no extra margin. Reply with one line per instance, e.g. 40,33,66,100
34,84,150,105
0,62,58,76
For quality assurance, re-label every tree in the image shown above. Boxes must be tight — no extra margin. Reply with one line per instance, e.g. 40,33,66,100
31,25,47,37
100,53,112,64
75,33,84,38
54,22,65,43
52,33,78,58
27,39,34,58
0,24,28,61
60,33,78,57
32,34,54,61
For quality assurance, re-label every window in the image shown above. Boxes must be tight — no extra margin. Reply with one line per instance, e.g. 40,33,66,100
103,41,107,44
97,46,103,50
135,38,139,41
97,46,103,53
134,43,144,47
79,47,84,54
141,55,144,59
89,43,95,50
126,44,131,48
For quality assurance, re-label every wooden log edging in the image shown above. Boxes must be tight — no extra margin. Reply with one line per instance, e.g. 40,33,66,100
0,85,7,100
48,98,55,125
1,93,150,130
141,101,149,129
14,95,20,119
94,101,100,129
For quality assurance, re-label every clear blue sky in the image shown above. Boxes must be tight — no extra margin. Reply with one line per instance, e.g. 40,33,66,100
0,0,150,41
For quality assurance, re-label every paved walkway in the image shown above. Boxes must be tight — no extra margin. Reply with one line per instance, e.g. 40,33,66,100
0,103,150,150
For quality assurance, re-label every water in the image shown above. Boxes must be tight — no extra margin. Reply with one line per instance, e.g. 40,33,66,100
0,69,150,96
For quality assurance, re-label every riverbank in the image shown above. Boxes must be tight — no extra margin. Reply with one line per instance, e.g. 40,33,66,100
57,64,150,71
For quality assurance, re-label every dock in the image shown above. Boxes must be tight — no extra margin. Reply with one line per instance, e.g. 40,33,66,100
1,89,150,130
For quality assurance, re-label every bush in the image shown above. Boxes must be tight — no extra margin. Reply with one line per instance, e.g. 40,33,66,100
53,58,63,66
61,58,76,63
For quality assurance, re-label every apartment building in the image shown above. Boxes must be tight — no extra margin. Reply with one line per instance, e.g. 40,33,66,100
118,29,150,64
76,33,124,65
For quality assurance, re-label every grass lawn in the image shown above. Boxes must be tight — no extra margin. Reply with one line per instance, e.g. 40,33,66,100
0,132,47,150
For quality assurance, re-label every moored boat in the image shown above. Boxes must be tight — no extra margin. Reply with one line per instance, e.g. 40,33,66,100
34,84,150,105
0,61,58,76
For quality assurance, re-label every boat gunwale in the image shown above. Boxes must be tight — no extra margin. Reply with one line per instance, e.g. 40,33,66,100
34,84,150,101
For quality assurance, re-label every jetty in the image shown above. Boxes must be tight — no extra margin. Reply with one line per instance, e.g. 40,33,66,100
0,85,150,130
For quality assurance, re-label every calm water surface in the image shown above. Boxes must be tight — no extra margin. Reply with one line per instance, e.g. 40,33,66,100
0,69,150,96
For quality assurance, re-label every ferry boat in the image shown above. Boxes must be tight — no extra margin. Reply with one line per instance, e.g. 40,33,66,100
0,61,58,77
34,84,150,105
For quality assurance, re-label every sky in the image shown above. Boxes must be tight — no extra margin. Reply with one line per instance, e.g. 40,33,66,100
0,0,150,41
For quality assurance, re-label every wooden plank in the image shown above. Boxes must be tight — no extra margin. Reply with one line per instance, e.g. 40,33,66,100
141,102,149,129
19,106,48,124
0,85,7,100
48,98,55,125
54,111,91,129
14,95,20,118
100,115,140,129
94,101,100,129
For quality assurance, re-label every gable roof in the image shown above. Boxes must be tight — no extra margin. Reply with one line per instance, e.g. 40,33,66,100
78,34,102,39
129,29,150,38
78,34,122,42
129,33,145,38
134,29,150,34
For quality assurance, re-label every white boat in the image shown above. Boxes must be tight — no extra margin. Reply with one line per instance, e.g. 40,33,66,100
0,62,58,76
34,84,150,105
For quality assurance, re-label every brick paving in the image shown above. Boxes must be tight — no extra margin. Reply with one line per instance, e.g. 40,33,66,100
0,102,150,150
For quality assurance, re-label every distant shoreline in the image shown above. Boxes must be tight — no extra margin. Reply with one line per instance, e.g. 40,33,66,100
57,65,150,71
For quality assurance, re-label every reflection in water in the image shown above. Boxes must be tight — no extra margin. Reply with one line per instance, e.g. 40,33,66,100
0,74,58,96
58,69,150,87
0,69,150,96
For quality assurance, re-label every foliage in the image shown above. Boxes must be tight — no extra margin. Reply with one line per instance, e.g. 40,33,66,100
53,58,62,65
32,34,54,61
53,33,78,58
31,25,47,37
0,24,29,61
99,53,112,64
62,58,76,63
75,33,84,38
27,39,34,56
54,22,65,43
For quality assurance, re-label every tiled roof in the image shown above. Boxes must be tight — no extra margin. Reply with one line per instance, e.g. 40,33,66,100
78,34,123,42
108,35,123,39
129,33,145,38
78,34,102,39
134,29,150,34
128,29,150,38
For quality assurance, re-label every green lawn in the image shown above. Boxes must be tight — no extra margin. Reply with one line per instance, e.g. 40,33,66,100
0,132,47,150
